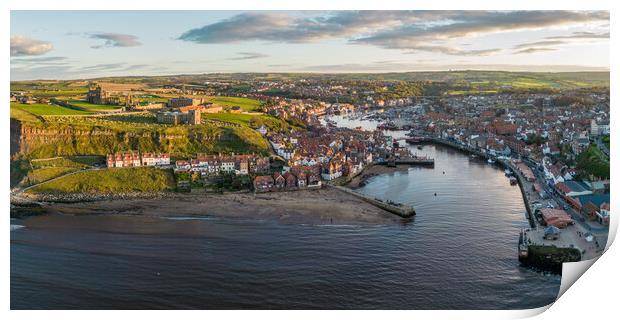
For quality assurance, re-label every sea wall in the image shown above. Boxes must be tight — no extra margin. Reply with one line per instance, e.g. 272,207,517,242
331,185,415,218
521,245,582,273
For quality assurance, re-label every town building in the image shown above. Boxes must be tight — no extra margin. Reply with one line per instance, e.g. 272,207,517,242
106,152,170,168
106,151,141,168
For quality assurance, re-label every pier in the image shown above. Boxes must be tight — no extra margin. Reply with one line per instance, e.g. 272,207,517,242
330,185,416,218
375,158,435,166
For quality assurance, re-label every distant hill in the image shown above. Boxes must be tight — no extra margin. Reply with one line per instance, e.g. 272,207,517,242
11,71,609,93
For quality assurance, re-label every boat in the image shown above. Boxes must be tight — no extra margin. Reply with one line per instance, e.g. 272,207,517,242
504,169,513,176
417,145,423,150
509,177,518,185
405,137,421,144
487,159,496,164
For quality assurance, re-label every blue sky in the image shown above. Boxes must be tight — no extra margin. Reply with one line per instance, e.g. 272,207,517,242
10,10,610,80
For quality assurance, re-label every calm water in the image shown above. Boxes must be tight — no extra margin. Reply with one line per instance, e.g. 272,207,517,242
10,115,560,309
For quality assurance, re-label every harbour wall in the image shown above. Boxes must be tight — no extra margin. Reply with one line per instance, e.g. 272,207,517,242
330,185,416,218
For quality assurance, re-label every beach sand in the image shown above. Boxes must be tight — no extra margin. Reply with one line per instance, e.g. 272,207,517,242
40,188,401,225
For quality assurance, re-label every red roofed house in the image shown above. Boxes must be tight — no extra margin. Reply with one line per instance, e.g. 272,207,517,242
272,173,285,190
282,172,297,190
295,172,307,188
540,208,574,228
254,175,274,193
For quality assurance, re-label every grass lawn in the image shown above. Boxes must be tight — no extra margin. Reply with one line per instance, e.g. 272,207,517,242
67,100,123,111
11,102,92,116
25,167,80,186
10,105,42,123
30,156,103,169
203,112,295,132
28,167,175,194
204,96,263,112
204,112,256,126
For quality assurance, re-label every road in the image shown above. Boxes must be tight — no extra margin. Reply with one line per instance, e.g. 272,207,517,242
522,158,608,236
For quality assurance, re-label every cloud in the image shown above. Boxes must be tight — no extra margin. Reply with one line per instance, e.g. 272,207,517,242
513,40,566,50
514,47,558,54
178,11,439,44
227,52,269,60
79,63,127,71
178,11,609,55
10,35,53,56
11,56,67,63
89,33,142,48
353,11,608,50
512,31,609,52
406,45,501,56
545,31,610,40
300,62,608,73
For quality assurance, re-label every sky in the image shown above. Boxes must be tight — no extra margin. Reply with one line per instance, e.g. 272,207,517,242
10,10,610,80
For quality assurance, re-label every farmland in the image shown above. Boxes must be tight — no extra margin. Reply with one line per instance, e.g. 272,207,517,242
10,80,88,97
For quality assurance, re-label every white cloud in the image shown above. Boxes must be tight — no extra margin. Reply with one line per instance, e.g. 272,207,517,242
10,35,53,56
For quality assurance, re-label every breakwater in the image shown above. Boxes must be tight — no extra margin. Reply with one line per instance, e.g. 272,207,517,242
330,185,415,218
375,158,435,166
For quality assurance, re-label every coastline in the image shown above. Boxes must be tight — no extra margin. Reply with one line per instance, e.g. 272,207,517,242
18,188,401,225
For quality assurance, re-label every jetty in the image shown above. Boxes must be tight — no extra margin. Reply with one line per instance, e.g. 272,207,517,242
331,185,416,218
376,158,435,167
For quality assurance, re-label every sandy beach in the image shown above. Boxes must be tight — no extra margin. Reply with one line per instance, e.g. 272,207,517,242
37,188,402,225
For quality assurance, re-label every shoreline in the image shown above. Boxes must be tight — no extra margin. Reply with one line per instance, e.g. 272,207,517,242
15,188,402,225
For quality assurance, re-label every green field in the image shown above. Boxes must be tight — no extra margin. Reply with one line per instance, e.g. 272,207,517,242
204,96,262,112
67,100,123,111
11,81,88,97
204,112,296,132
10,105,42,123
10,102,92,117
27,167,176,194
24,167,80,186
30,156,103,169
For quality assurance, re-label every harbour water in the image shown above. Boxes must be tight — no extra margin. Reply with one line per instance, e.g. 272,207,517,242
10,114,561,309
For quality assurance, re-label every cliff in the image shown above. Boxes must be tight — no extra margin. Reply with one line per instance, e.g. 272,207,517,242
10,119,270,159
